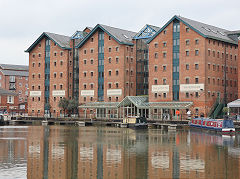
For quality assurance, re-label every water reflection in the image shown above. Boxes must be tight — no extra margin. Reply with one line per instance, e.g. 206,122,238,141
0,126,239,179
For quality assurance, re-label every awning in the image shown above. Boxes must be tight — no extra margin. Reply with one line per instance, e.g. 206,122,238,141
227,99,240,108
79,102,119,109
149,102,193,109
117,96,149,108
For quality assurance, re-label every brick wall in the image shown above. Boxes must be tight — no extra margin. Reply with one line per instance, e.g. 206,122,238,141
28,38,46,116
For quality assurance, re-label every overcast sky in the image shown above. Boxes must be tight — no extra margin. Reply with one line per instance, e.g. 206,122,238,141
0,0,239,66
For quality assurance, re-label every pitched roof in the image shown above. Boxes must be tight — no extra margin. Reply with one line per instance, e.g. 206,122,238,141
71,31,89,47
148,15,238,44
134,24,160,39
0,70,29,77
86,27,93,31
0,64,28,71
45,32,71,48
77,24,137,48
100,24,137,44
0,88,17,96
25,32,71,52
148,25,161,32
117,96,149,108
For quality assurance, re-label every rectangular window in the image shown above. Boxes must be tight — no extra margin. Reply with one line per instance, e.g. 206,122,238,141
163,79,166,85
163,52,166,58
195,50,199,56
7,96,14,104
195,64,199,70
163,93,167,98
195,78,199,84
163,66,166,71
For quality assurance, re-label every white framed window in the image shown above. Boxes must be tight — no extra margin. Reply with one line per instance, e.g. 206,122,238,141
9,76,15,82
7,96,14,104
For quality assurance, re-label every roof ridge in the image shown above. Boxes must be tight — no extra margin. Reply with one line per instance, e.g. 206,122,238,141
44,32,71,38
99,24,137,34
177,15,230,32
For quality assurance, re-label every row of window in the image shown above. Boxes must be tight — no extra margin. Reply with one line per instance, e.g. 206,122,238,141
207,64,237,74
82,96,120,102
208,39,238,49
83,56,134,65
0,96,14,104
153,77,237,87
207,50,237,60
83,46,122,55
154,93,167,98
32,72,66,79
32,60,65,68
207,78,237,87
154,39,200,48
53,51,64,57
83,69,134,77
32,51,65,58
31,84,64,90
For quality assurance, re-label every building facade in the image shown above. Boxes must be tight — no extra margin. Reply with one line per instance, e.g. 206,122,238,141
26,15,240,118
0,88,18,114
77,24,137,104
0,64,28,103
148,15,239,117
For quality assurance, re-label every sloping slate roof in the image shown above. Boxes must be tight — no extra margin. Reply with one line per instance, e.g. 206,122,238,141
177,16,236,44
100,24,137,44
0,70,29,76
117,96,149,108
227,99,240,108
0,88,17,96
77,24,137,48
148,15,238,44
149,102,193,109
45,32,71,48
148,25,161,32
86,27,93,31
0,64,28,71
227,30,240,35
25,32,71,52
79,102,119,108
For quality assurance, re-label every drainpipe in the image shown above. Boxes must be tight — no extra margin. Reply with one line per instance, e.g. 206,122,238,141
224,43,227,107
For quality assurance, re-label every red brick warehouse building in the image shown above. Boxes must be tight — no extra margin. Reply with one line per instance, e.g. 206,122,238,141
25,15,240,119
0,88,18,115
25,29,90,116
147,15,239,118
0,64,29,103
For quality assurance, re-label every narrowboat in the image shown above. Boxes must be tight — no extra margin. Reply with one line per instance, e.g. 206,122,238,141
190,118,235,133
121,116,148,129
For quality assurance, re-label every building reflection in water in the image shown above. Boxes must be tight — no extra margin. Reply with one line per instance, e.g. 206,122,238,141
1,126,238,179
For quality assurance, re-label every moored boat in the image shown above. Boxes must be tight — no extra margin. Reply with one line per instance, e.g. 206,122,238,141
121,116,148,129
190,118,235,133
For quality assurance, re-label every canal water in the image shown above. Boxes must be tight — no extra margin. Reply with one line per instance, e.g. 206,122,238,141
0,126,239,179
